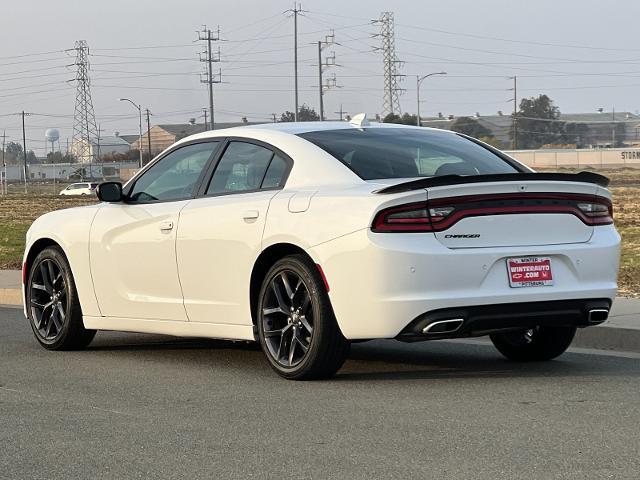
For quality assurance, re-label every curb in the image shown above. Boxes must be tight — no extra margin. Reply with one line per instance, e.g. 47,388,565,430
573,325,640,354
0,289,21,306
1,287,639,354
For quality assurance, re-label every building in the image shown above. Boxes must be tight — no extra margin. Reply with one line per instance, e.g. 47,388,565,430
69,136,131,164
421,111,640,148
131,122,261,155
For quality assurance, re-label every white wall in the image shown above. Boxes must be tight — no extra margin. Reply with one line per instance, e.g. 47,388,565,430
504,148,640,169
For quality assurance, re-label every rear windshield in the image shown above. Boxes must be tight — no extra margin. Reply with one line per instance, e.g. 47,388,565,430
299,128,520,180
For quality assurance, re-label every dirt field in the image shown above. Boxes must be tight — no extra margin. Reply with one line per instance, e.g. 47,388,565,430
1,169,638,296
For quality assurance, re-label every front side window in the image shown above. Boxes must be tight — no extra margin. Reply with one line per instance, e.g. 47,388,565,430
206,142,287,195
128,142,219,203
299,128,520,180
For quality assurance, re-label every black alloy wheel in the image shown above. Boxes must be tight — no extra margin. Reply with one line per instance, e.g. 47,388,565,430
257,255,349,380
27,246,96,350
490,325,576,361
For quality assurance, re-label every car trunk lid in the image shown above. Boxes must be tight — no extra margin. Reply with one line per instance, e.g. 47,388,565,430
371,173,612,248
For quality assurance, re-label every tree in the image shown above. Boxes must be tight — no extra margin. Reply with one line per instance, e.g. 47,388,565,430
450,116,493,138
510,94,564,149
5,141,22,157
382,112,418,125
279,104,320,122
46,151,77,164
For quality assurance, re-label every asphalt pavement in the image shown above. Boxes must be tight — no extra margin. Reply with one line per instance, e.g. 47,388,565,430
1,306,639,480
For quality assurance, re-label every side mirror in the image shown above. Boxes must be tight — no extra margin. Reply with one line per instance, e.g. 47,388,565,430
97,182,123,202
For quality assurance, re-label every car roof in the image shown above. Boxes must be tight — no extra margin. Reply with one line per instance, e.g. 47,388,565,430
178,118,450,143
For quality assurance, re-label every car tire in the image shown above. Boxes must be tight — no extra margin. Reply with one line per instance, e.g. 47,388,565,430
26,246,96,350
490,325,576,361
257,254,349,380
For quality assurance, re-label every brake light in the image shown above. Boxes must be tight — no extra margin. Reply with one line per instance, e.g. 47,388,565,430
372,202,440,232
372,193,613,233
577,202,613,223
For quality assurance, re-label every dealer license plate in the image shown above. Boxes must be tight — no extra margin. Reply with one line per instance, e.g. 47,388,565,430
507,257,553,288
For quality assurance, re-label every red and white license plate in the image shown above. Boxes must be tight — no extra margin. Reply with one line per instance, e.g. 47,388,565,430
507,257,553,288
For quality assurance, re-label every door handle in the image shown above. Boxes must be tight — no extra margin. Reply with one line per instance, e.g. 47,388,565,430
242,210,260,220
159,220,174,231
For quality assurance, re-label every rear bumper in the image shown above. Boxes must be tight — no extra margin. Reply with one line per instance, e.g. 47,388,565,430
396,298,611,342
310,226,620,340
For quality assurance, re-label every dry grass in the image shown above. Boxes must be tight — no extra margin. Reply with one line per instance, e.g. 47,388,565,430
0,194,96,269
1,170,639,295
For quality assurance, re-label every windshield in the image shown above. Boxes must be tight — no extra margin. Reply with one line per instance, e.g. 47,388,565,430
299,128,521,180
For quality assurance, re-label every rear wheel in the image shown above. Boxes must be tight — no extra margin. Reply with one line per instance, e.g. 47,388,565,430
257,255,349,380
26,246,96,350
490,325,576,361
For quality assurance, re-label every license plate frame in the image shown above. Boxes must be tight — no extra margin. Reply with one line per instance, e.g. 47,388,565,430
507,256,554,288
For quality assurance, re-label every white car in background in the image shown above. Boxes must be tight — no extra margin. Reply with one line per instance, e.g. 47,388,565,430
23,116,620,379
59,182,98,196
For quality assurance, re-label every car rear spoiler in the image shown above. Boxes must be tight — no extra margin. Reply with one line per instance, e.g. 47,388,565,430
375,171,610,194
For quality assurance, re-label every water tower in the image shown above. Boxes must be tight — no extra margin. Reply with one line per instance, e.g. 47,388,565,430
45,128,61,189
45,128,60,155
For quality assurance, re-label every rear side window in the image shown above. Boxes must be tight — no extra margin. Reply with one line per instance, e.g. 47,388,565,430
261,154,288,189
299,128,520,180
206,142,290,195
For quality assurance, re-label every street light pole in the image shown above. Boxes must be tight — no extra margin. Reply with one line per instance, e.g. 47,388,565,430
120,98,143,169
416,72,447,127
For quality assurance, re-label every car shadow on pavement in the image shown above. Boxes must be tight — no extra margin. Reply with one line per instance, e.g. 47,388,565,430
83,332,640,382
336,339,640,381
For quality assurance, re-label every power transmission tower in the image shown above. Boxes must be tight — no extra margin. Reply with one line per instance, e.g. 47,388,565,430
373,12,404,117
69,40,99,169
317,31,337,121
198,26,222,130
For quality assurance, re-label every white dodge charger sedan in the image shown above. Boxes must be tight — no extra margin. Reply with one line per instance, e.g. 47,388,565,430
22,116,620,379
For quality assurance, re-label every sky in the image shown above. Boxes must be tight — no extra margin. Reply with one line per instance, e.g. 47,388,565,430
2,0,640,155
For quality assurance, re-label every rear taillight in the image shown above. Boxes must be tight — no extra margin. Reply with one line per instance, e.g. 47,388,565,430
372,193,613,233
577,201,613,224
372,202,453,232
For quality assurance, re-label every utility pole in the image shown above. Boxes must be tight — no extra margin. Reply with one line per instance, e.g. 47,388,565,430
510,76,518,149
286,4,305,121
317,41,323,121
335,105,348,121
22,111,28,191
94,124,100,179
317,31,336,121
272,113,278,123
198,26,221,130
1,129,5,195
146,109,152,160
202,108,208,130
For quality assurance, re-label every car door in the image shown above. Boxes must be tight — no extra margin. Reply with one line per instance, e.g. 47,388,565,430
177,139,292,325
90,141,221,321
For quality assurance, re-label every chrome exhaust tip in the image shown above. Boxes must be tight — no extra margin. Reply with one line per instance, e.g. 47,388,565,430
587,308,609,325
422,318,464,335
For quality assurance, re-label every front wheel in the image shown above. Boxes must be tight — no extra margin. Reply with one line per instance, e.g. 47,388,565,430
490,325,576,361
26,246,96,350
257,255,349,380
